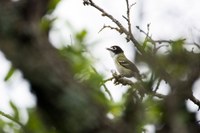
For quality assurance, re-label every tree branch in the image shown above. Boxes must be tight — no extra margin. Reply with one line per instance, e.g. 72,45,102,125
109,72,165,99
125,0,132,32
189,95,200,111
83,0,144,53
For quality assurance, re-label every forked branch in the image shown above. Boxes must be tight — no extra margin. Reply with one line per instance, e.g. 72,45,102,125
83,0,200,111
83,0,144,53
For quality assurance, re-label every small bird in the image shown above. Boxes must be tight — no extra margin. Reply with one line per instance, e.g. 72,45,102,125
106,45,141,80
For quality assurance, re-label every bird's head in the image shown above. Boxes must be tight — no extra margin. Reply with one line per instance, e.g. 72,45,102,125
106,45,124,56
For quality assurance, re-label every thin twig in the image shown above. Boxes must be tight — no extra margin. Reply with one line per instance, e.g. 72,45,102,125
122,15,128,21
154,40,175,44
83,0,143,53
189,95,200,111
194,42,200,50
101,77,114,101
125,0,132,41
153,78,162,93
130,2,137,8
153,44,169,54
136,25,155,44
88,0,129,35
98,25,122,34
146,23,151,40
0,110,24,127
136,25,176,45
153,92,165,99
101,83,114,101
103,77,114,83
136,24,166,54
91,66,113,101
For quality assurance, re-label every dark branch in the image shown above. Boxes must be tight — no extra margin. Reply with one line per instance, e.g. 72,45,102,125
110,72,165,99
125,0,133,39
83,0,144,53
98,25,123,34
189,95,200,111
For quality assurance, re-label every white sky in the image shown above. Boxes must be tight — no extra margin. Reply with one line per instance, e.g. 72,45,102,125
0,0,200,132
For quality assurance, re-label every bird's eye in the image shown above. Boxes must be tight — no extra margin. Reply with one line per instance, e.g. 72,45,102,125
112,46,116,50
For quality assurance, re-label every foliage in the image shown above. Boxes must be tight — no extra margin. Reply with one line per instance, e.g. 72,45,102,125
59,29,108,105
48,0,61,13
0,102,24,133
1,28,107,132
4,66,15,81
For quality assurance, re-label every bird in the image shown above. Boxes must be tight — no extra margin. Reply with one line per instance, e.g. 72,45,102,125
106,45,141,80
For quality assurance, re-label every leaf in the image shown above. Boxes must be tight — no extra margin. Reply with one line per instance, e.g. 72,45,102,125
171,39,185,53
75,29,87,43
9,101,20,122
4,66,15,81
26,108,58,133
40,17,55,32
48,0,60,12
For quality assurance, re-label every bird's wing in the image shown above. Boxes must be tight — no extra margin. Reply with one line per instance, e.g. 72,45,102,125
117,55,140,73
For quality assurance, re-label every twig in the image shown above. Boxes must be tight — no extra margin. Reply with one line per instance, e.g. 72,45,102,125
136,24,165,54
189,95,200,111
0,110,24,127
125,0,132,41
153,78,162,93
101,83,114,101
136,25,155,44
83,0,143,53
146,23,151,40
103,77,114,83
154,40,174,44
86,0,128,34
154,39,186,44
98,25,122,34
101,77,114,101
153,93,166,99
153,44,169,54
143,24,153,47
194,42,200,50
91,66,113,101
136,25,176,45
130,2,137,8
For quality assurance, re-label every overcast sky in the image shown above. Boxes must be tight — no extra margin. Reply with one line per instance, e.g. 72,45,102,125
0,0,200,131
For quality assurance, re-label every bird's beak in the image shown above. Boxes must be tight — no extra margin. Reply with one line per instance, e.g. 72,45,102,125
106,47,113,51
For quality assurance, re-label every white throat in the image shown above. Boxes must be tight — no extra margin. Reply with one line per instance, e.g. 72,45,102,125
109,51,117,58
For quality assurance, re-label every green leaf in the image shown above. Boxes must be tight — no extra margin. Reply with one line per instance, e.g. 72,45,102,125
9,101,20,122
75,29,87,43
26,109,57,133
4,66,15,81
171,39,185,53
40,17,55,32
48,0,60,12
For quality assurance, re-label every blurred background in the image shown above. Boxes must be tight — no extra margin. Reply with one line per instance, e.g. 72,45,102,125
1,0,200,132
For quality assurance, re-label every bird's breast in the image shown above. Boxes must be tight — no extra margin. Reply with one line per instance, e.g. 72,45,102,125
114,59,134,77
